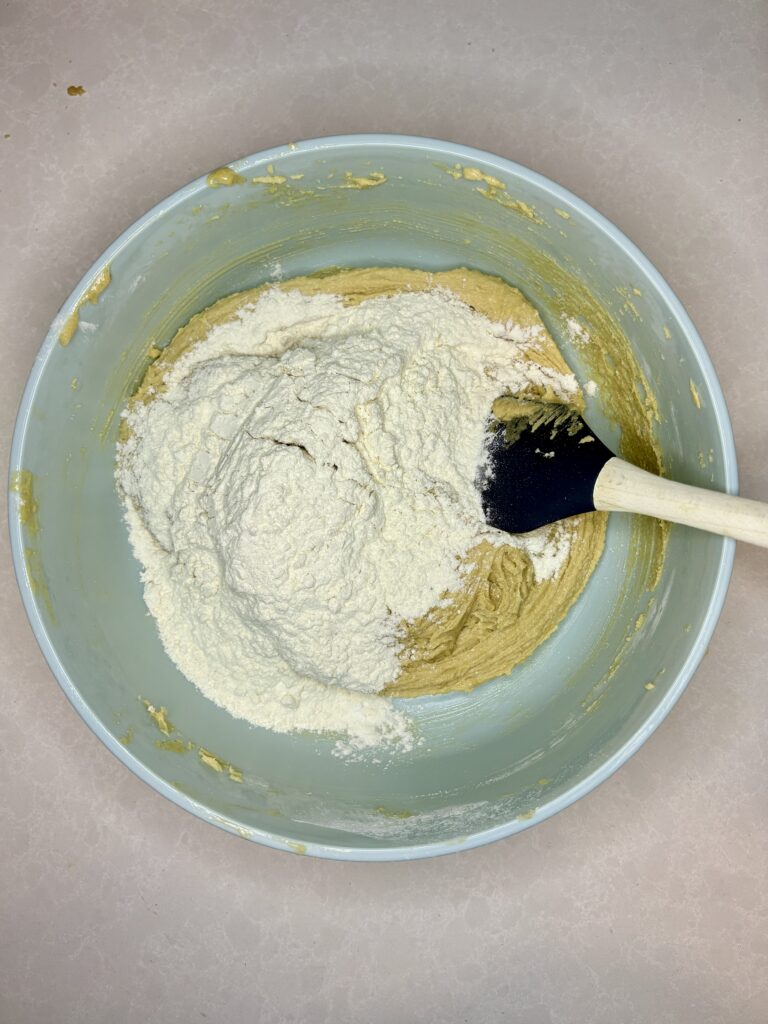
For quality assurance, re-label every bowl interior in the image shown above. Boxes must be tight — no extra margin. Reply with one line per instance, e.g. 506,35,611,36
10,137,735,858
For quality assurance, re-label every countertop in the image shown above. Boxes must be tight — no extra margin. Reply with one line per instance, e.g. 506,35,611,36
1,1,766,1021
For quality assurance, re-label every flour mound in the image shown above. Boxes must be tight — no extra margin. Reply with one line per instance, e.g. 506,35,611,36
117,286,577,753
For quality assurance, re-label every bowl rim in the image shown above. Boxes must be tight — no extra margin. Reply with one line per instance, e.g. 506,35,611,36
8,133,738,861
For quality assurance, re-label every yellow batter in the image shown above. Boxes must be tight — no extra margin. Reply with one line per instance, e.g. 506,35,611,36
128,267,658,698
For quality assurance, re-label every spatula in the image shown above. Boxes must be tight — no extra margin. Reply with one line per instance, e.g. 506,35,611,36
480,396,768,547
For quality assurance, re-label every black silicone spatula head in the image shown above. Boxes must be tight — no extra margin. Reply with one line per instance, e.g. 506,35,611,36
479,396,615,534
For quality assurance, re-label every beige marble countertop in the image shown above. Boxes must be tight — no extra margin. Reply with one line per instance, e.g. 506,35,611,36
1,1,767,1021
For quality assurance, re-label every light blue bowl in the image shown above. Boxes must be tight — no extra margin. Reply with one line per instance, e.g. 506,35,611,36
9,135,736,860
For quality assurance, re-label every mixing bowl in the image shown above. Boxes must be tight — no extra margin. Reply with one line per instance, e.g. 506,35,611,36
9,135,736,859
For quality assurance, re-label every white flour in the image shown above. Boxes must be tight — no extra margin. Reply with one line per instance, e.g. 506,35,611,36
117,287,579,754
563,316,591,347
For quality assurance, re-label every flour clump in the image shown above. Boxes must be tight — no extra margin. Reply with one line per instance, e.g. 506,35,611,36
117,280,578,753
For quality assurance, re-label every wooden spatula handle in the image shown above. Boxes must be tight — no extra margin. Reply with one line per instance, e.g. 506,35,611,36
594,458,768,548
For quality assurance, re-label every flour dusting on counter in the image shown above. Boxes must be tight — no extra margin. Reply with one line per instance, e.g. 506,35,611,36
117,283,579,753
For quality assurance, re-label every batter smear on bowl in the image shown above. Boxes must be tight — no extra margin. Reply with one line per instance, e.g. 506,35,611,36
116,268,606,754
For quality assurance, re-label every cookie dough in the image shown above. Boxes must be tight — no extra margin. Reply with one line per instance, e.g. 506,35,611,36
127,267,656,698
